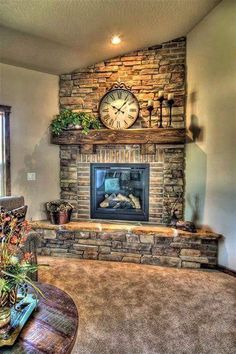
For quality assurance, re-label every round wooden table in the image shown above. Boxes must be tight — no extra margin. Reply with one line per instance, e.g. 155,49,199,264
2,283,78,354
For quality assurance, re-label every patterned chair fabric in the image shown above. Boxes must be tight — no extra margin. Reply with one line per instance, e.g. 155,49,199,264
0,196,40,281
0,196,25,211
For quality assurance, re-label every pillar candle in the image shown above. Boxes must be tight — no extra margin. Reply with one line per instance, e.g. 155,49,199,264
168,93,174,100
147,99,153,107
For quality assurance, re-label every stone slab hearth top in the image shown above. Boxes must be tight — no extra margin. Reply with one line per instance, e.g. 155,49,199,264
30,220,221,239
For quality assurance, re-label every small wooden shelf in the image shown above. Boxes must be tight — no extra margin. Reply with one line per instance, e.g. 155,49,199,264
51,128,186,154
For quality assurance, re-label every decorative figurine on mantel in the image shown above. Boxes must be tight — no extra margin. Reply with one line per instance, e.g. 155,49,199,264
170,209,197,233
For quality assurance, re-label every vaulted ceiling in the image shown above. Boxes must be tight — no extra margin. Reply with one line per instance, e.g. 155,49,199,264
0,0,221,75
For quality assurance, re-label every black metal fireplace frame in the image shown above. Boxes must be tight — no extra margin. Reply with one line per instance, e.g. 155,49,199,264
90,163,149,221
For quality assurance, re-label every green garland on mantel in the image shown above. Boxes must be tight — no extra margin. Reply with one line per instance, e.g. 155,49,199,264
50,109,101,135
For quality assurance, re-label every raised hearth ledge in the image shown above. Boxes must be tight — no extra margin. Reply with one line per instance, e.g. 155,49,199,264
30,220,221,239
32,220,221,268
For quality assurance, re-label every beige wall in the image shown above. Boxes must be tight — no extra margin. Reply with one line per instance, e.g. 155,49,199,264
186,0,236,270
0,63,59,219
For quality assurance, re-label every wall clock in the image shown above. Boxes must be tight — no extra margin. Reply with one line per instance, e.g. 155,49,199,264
99,82,139,130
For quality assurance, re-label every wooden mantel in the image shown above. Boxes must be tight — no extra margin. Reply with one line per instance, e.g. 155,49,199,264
51,128,186,154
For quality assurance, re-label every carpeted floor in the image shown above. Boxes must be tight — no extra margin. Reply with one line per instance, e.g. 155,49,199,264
38,256,236,354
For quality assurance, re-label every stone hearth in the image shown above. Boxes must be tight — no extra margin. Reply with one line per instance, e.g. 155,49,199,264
32,221,221,269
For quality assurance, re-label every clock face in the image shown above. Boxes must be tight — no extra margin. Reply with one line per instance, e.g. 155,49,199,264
99,88,139,129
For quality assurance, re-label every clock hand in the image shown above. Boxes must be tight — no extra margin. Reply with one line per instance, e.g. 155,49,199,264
119,100,128,110
115,110,125,115
109,104,124,113
115,100,128,114
117,101,128,111
110,104,118,110
105,102,117,110
106,104,124,118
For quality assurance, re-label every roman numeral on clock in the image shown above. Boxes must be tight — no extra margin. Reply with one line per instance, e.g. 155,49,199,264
108,118,114,126
128,114,134,119
109,93,115,100
116,121,121,129
130,108,137,112
117,91,122,99
102,108,109,113
128,100,135,105
103,114,110,121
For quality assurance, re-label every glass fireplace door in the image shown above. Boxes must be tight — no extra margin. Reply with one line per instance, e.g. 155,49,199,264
90,163,149,221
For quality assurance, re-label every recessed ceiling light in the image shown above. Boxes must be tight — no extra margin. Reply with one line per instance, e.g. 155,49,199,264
111,35,121,45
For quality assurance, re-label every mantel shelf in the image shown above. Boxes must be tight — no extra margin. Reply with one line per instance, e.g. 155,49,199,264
51,128,186,150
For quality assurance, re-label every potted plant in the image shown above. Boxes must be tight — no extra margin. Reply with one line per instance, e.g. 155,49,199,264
0,210,43,332
46,200,73,225
50,109,100,135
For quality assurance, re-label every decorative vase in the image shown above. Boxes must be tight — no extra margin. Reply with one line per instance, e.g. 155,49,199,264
0,286,24,335
0,306,11,330
49,209,72,225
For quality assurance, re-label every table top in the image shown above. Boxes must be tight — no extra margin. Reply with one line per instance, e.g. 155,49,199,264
2,283,78,354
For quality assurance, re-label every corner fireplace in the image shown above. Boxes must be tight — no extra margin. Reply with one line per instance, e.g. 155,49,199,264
90,163,149,221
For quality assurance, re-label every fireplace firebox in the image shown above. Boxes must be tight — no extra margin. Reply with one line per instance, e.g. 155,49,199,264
90,163,149,221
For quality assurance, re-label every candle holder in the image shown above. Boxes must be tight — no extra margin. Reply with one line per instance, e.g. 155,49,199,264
158,96,165,128
167,98,174,127
147,103,154,128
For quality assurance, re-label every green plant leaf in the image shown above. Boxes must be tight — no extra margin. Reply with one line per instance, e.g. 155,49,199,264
50,109,100,135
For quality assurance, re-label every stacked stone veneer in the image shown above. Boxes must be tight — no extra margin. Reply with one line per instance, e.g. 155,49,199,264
36,227,218,269
59,37,186,223
59,37,186,128
60,144,184,223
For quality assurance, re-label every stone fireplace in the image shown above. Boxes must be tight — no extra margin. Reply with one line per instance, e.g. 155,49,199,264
60,143,184,224
58,37,187,224
34,36,221,269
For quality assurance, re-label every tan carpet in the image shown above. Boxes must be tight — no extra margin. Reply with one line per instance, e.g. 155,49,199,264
38,256,236,354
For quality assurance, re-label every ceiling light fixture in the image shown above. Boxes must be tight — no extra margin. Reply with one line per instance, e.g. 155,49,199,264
111,35,121,45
